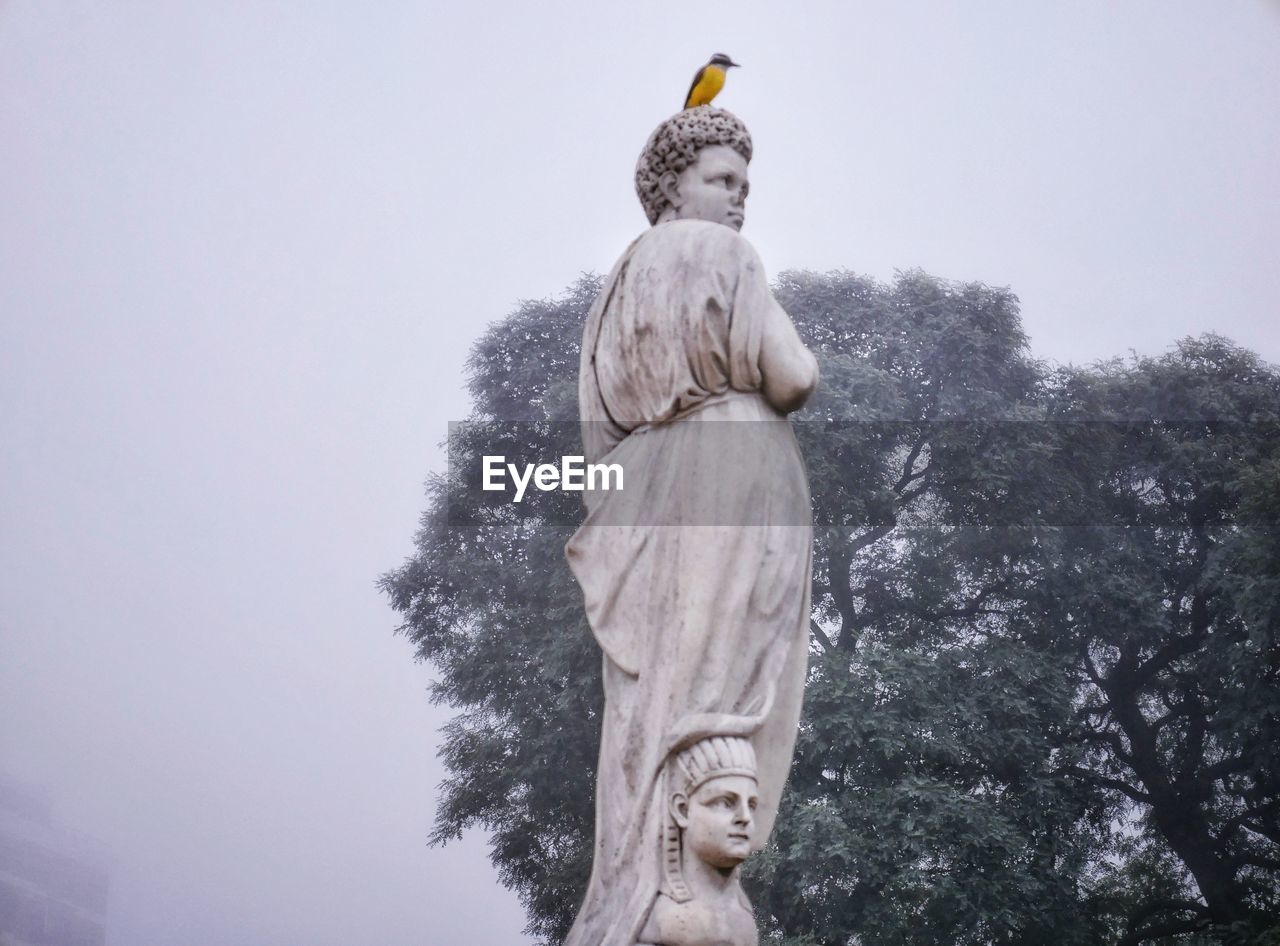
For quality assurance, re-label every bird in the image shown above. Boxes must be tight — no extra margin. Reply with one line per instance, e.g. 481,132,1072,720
683,53,741,109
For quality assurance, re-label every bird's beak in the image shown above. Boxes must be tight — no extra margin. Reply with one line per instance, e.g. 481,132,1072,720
729,60,741,68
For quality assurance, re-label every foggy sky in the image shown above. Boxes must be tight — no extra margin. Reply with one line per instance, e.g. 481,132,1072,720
1,3,1277,945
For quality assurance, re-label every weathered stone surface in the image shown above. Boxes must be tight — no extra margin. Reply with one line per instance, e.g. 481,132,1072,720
636,736,762,946
564,108,817,946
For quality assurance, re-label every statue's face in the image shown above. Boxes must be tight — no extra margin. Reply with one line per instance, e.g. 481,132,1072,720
667,145,749,231
677,774,759,870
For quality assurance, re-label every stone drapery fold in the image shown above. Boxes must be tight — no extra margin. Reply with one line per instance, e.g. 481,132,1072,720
564,220,814,946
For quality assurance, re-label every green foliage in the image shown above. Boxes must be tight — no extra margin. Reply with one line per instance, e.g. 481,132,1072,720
381,270,1280,945
748,271,1108,945
1035,338,1280,943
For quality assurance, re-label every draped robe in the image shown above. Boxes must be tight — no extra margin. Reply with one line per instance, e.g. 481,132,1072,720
564,219,816,946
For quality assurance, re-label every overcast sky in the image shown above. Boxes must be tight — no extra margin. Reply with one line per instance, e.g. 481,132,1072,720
1,3,1277,945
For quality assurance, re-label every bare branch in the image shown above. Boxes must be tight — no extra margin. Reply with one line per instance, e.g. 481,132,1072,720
1057,764,1151,803
1202,755,1248,783
1232,852,1280,871
809,619,834,654
1134,629,1207,686
892,434,929,493
912,580,1011,622
847,521,896,558
1066,729,1134,766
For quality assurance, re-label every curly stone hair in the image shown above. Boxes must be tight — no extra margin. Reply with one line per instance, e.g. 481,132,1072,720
635,106,753,225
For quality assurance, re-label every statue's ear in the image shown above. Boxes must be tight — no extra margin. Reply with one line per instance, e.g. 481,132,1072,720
670,792,690,830
657,170,682,209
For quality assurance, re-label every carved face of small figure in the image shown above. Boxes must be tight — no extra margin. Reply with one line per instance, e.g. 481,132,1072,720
662,144,750,231
672,773,759,870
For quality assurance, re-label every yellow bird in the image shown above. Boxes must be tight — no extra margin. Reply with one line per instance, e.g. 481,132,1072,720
683,53,741,109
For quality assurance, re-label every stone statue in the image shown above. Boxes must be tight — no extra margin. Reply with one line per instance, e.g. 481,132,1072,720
638,736,762,946
564,106,818,946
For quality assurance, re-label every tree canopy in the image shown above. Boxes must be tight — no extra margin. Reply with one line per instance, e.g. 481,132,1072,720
380,270,1280,945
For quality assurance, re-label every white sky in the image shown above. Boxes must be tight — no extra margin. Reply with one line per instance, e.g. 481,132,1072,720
1,3,1276,945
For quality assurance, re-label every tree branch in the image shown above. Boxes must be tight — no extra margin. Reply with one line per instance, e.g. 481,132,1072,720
1119,908,1210,946
1217,803,1268,844
1123,897,1209,935
1057,764,1151,803
809,619,834,654
1134,628,1207,687
893,434,929,493
847,521,896,558
1067,728,1134,766
1202,755,1248,783
1232,852,1280,871
911,580,1011,622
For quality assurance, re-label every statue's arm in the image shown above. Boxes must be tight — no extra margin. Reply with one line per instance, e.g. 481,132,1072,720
725,230,818,414
759,301,818,414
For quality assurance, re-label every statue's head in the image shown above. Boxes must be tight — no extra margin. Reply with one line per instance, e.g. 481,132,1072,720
667,736,759,873
635,107,753,230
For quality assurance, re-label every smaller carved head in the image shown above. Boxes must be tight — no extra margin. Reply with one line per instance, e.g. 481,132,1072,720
669,736,759,871
635,108,753,227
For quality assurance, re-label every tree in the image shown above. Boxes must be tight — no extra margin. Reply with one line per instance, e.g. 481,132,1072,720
749,271,1109,945
380,272,1280,945
757,280,1280,942
1034,339,1280,944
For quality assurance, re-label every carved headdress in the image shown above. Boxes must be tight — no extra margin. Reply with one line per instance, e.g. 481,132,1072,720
635,107,753,225
671,735,758,797
661,735,759,902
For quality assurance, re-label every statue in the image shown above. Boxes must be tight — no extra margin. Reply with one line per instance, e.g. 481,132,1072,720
638,736,762,946
564,106,818,946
